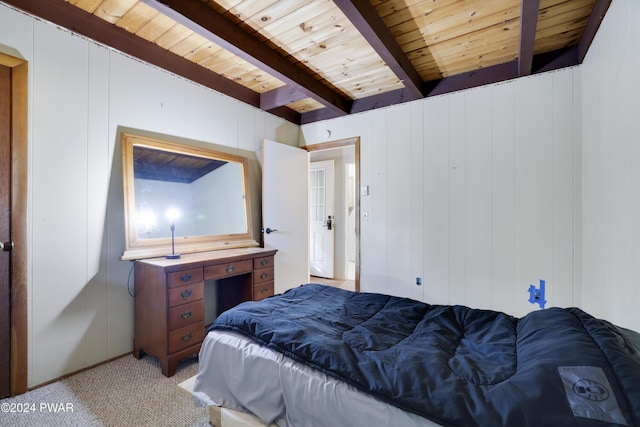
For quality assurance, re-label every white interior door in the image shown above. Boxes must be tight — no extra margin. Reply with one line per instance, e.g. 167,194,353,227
310,160,335,278
262,139,309,294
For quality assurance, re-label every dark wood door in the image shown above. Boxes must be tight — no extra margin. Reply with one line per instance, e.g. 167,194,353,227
0,64,11,398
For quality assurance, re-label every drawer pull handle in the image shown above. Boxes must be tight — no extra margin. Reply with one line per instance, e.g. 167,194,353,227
180,273,192,282
261,287,269,294
180,310,192,319
226,265,235,273
181,333,193,342
260,272,268,280
260,259,269,266
180,289,192,299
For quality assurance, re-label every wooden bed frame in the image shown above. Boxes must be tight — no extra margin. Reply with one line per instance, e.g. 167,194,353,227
179,375,276,427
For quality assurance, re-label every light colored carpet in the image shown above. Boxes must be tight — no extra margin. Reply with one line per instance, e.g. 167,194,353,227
0,355,209,427
309,276,355,292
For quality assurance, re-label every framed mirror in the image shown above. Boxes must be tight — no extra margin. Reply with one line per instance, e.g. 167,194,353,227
121,133,258,260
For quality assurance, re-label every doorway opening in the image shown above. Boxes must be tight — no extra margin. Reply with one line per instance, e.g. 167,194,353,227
309,159,336,279
304,138,359,293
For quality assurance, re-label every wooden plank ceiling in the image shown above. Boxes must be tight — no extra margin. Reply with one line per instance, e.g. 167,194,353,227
133,145,225,183
3,0,610,124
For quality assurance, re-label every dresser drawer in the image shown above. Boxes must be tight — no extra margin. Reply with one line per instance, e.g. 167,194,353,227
168,301,203,330
254,256,274,270
253,281,274,301
254,267,274,285
167,268,203,288
167,282,203,308
134,248,277,378
168,321,204,354
204,259,253,280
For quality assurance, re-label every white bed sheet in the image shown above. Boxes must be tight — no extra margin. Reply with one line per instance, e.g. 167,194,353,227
192,331,442,427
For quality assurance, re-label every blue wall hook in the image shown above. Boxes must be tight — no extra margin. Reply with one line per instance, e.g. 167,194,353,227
528,279,547,309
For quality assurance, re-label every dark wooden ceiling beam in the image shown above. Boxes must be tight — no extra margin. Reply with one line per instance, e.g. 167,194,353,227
301,45,584,123
300,107,344,125
260,86,307,111
333,0,424,100
2,0,612,126
302,63,515,124
266,106,302,124
578,0,612,62
2,0,302,124
141,0,351,116
428,62,519,97
518,0,541,76
351,87,420,114
533,46,579,74
2,0,261,104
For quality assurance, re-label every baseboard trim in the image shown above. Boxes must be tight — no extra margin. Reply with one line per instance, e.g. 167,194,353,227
28,351,133,391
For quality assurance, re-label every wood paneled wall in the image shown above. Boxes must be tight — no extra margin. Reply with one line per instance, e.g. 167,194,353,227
302,68,580,319
581,0,640,332
0,3,298,387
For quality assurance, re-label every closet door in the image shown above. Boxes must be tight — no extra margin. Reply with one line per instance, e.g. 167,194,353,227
0,64,11,399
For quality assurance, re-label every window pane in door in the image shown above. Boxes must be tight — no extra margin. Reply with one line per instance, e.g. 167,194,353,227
310,169,325,222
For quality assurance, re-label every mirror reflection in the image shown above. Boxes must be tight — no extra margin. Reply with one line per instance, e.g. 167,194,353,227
133,145,247,239
121,133,258,260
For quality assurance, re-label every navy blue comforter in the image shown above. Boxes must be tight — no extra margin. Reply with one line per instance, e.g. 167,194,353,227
210,284,640,427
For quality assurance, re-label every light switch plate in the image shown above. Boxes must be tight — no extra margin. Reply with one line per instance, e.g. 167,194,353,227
361,185,369,196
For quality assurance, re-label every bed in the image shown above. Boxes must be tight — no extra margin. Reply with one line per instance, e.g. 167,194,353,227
190,283,640,427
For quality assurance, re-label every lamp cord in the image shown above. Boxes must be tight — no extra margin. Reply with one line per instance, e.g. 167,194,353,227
127,261,136,297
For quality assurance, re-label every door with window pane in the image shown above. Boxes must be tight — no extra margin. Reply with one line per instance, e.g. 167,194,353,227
310,160,334,278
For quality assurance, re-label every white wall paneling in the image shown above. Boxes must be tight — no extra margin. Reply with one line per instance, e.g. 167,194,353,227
581,0,640,332
551,70,576,309
409,101,424,303
354,112,375,295
490,82,516,314
447,93,467,306
512,74,555,317
369,109,389,295
0,4,298,386
386,104,412,298
571,68,583,309
31,21,90,383
464,86,493,310
302,68,579,318
85,42,110,368
422,96,450,306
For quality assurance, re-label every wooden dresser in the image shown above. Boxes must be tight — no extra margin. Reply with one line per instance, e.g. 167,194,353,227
132,247,277,377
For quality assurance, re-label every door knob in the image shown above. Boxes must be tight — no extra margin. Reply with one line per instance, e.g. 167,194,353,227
263,227,278,234
323,215,333,230
1,241,13,252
